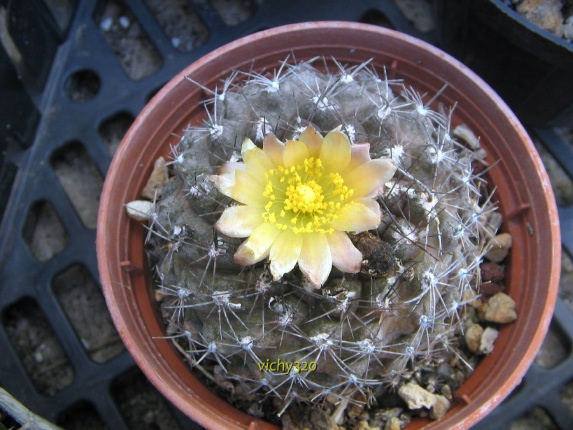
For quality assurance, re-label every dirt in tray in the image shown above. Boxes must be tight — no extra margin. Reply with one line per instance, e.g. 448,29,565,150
3,298,75,397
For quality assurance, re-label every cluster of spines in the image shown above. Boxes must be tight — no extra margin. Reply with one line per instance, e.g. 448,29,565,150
145,57,497,416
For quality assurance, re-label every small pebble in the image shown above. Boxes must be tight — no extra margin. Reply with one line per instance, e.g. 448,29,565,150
126,200,153,221
485,233,512,263
441,384,452,401
141,156,169,199
430,394,450,420
453,124,480,150
347,399,365,419
481,261,505,283
385,417,402,430
463,289,482,308
353,420,378,430
119,15,130,29
100,17,113,32
516,0,564,37
564,18,573,41
465,324,484,353
479,292,517,324
479,327,499,354
398,382,437,410
479,282,503,296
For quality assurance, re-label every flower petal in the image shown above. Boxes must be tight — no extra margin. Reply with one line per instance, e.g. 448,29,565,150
327,231,362,273
234,222,280,265
210,171,236,198
346,143,371,172
244,146,274,186
218,161,246,175
298,233,332,288
299,125,323,158
354,197,382,219
283,139,309,168
320,129,352,172
215,205,263,238
344,158,397,197
331,201,381,232
263,133,285,166
230,169,266,206
241,138,257,159
269,230,303,280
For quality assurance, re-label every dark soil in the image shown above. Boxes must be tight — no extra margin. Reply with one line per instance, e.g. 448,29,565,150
3,298,75,397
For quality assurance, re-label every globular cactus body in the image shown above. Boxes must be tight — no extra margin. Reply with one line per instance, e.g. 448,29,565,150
148,58,497,418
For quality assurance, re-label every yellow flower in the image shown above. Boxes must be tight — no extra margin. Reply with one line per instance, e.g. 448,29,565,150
211,125,396,288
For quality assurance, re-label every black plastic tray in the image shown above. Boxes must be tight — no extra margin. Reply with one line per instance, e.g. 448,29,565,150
0,1,571,429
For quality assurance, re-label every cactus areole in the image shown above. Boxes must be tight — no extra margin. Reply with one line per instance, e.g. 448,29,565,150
97,23,560,430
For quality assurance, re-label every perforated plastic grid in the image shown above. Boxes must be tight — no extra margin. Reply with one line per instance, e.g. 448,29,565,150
0,1,571,429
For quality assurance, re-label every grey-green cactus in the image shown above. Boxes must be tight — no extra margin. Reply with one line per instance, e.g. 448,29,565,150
144,57,501,421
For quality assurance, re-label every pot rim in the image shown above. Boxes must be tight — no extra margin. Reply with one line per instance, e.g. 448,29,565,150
97,21,560,430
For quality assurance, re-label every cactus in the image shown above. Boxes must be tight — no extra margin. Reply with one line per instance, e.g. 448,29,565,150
145,57,501,422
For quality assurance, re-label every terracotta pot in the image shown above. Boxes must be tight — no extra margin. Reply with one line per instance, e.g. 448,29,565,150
97,22,560,430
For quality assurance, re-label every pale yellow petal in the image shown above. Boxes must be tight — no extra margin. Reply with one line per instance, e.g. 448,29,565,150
234,222,280,265
354,197,382,219
299,125,323,158
344,159,397,197
218,161,246,175
346,143,371,172
241,138,257,159
298,233,332,288
215,205,263,238
269,231,303,280
283,139,309,168
209,171,236,198
244,146,274,186
320,129,352,172
327,231,362,274
230,169,266,206
263,134,285,166
331,201,381,232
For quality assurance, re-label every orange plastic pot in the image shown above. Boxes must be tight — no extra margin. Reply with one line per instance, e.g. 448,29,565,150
97,22,560,430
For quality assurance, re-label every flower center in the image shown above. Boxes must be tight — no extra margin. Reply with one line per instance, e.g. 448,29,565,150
285,181,323,213
262,157,354,234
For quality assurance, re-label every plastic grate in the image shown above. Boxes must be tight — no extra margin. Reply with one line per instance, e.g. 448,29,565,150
0,1,571,429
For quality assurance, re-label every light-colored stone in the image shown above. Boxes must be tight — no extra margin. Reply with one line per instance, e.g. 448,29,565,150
465,324,484,353
347,397,366,418
485,233,512,263
487,212,503,235
517,0,564,37
125,200,153,221
441,384,452,401
430,394,450,420
398,382,437,410
453,124,480,150
479,292,518,324
479,327,499,354
462,289,482,308
384,417,402,430
565,17,573,41
353,420,381,430
141,156,169,199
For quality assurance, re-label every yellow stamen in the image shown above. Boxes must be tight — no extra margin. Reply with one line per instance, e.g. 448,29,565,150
261,157,354,234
